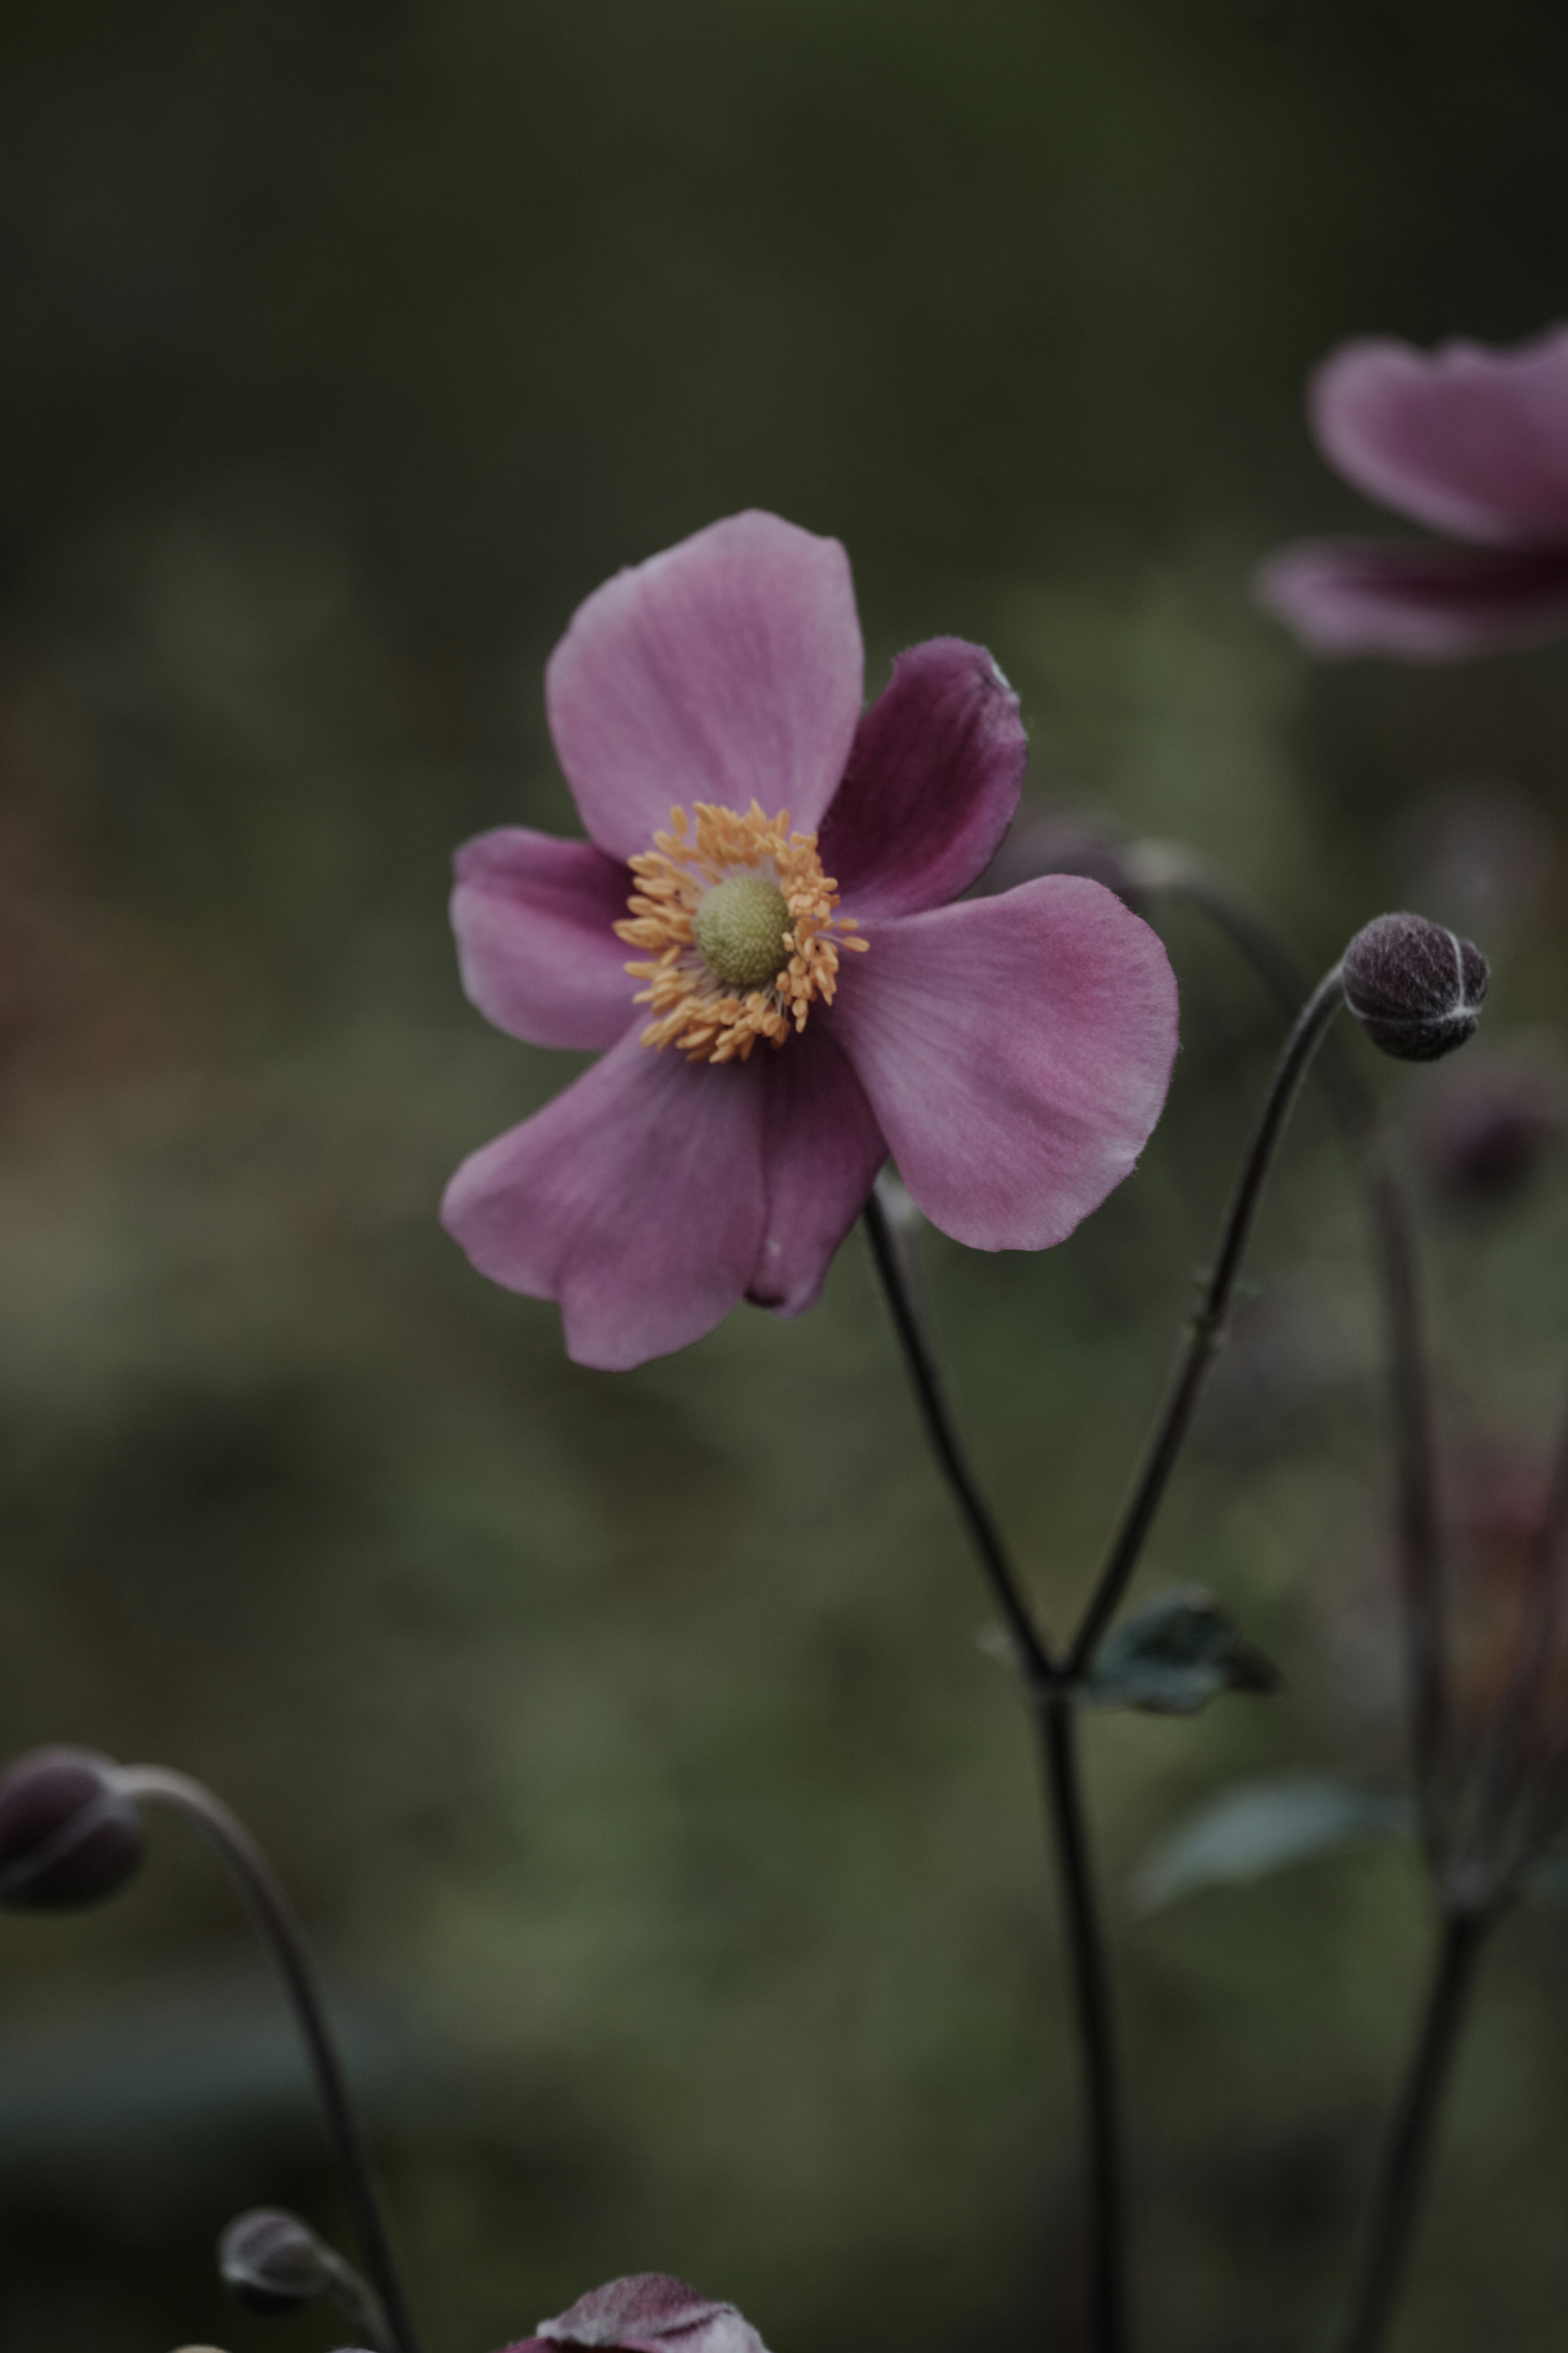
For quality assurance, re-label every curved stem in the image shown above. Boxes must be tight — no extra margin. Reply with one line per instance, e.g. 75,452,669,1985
120,1767,418,2353
1066,964,1346,1677
1339,1909,1488,2353
864,1183,1055,1692
1134,847,1448,1853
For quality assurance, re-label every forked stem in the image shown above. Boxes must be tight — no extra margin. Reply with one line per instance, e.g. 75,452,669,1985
864,1185,1126,2353
120,1767,419,2353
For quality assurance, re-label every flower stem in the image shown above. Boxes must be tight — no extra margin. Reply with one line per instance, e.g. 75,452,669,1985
119,1766,419,2353
864,1186,1127,2353
1038,1694,1126,2353
1131,847,1449,1851
1339,1908,1489,2353
863,1184,1054,1693
1066,962,1347,1677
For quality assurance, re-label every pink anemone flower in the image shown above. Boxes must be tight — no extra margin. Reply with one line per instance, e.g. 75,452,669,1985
501,2272,768,2353
1258,326,1568,660
443,511,1178,1370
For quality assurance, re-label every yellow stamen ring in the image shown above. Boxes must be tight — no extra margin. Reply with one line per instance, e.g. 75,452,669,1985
614,799,869,1064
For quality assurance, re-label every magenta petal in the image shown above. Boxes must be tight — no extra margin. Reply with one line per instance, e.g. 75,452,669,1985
1256,537,1568,660
818,639,1027,922
1312,330,1568,546
545,512,864,863
832,878,1178,1251
528,2274,769,2353
442,1030,767,1370
452,828,636,1050
748,1022,886,1315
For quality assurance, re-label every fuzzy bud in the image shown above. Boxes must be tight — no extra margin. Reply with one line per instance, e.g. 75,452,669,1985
0,1745,145,1911
219,2210,339,2316
1342,913,1488,1063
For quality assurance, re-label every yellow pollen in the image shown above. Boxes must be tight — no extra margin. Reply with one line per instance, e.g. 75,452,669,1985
614,799,869,1065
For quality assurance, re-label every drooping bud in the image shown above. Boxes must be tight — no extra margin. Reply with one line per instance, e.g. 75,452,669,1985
0,1745,145,1911
1341,913,1488,1063
219,2209,339,2315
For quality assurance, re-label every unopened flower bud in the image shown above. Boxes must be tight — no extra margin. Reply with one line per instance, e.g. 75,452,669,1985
1342,913,1488,1063
0,1745,145,1911
219,2210,338,2315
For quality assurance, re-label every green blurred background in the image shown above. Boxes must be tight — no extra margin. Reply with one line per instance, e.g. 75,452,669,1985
5,2,1568,2349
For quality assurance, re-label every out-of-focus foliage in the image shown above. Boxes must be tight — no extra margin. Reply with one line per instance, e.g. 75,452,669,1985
5,4,1568,2352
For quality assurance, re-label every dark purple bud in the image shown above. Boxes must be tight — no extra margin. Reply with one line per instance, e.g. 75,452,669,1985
0,1745,145,1911
220,2209,337,2315
1342,913,1488,1063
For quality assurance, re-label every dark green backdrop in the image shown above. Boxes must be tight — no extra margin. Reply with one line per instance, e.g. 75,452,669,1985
4,4,1568,2350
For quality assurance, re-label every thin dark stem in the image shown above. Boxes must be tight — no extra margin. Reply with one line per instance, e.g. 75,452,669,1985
1339,1909,1488,2353
864,1187,1128,2353
120,1767,418,2353
1038,1697,1126,2353
1134,848,1448,1852
1066,964,1346,1677
863,1184,1054,1691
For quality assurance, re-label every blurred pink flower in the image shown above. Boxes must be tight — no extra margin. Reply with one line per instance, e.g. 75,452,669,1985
503,2273,768,2353
443,512,1178,1369
1258,327,1568,659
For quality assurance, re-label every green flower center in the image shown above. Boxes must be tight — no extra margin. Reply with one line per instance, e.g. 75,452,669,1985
693,876,792,988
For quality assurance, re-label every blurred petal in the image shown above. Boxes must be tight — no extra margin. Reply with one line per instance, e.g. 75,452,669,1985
1312,330,1568,545
833,877,1178,1251
452,828,635,1050
546,512,864,863
524,2274,770,2353
1257,537,1568,660
819,640,1025,921
748,1022,886,1315
442,1031,766,1370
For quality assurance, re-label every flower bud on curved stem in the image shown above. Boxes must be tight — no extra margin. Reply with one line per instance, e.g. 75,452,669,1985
0,1746,147,1910
0,1748,419,2353
1343,914,1489,1063
219,2207,392,2351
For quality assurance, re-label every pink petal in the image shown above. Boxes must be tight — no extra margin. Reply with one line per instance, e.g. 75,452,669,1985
545,512,864,863
831,877,1178,1251
817,639,1026,922
452,828,637,1050
1256,538,1568,660
515,2274,769,2353
748,1022,886,1315
1312,329,1568,546
442,1029,767,1370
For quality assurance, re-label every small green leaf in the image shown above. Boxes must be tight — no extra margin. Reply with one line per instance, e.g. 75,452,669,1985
1080,1588,1282,1717
1130,1774,1411,1914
